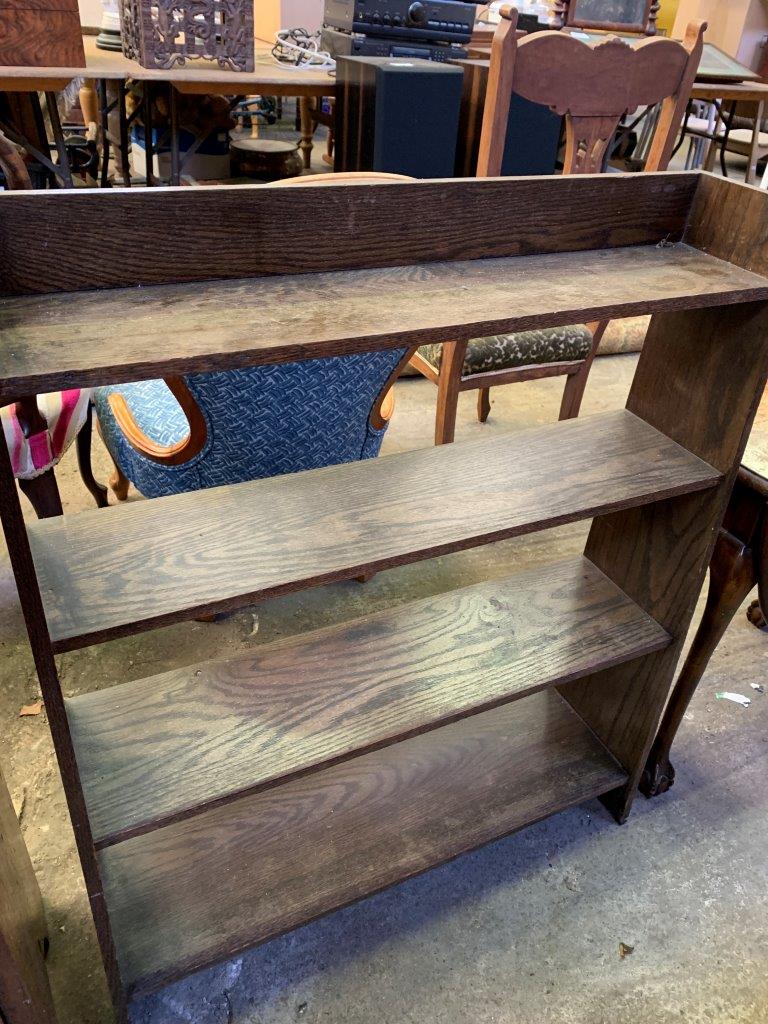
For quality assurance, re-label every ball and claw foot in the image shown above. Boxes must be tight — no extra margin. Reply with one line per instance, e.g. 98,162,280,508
747,599,767,630
640,749,675,798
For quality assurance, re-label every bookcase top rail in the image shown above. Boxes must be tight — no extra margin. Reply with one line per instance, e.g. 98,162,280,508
1,242,767,403
0,173,698,295
28,410,719,651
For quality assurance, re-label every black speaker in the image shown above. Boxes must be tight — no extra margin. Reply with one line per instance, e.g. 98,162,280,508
454,58,561,177
334,56,464,176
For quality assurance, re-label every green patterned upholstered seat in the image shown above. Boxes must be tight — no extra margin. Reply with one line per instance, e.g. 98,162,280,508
419,325,594,376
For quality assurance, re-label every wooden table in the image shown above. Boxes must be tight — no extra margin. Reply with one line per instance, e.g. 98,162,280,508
0,35,334,186
687,80,768,185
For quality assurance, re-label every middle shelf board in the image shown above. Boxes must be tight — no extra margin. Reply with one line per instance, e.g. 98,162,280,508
29,410,718,651
30,410,719,651
67,556,670,848
99,688,628,999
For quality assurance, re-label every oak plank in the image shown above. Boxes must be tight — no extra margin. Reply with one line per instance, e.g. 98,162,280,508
685,173,768,279
2,244,768,402
0,765,57,1024
68,556,669,848
561,300,768,820
98,690,627,997
0,172,697,296
28,410,719,650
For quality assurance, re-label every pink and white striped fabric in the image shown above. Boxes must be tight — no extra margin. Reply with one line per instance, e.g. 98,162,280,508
1,390,91,480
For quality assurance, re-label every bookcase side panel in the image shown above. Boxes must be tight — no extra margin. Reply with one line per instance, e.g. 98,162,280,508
559,300,768,820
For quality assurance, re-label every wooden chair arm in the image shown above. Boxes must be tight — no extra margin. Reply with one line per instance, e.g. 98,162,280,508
107,377,208,466
369,346,417,430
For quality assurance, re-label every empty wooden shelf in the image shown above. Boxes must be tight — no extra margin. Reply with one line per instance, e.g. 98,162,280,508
99,690,628,997
1,243,768,401
68,556,670,847
29,409,718,649
2,170,768,1023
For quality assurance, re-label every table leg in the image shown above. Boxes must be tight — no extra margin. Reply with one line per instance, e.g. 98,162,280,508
746,99,765,186
44,91,73,188
170,85,180,186
97,79,111,187
79,78,99,128
117,82,132,186
299,95,313,170
144,82,155,186
720,100,737,178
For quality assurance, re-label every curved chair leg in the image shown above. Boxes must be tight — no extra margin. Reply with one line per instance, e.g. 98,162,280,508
477,387,491,424
76,403,109,508
18,469,64,518
434,340,468,445
109,462,130,502
641,528,756,798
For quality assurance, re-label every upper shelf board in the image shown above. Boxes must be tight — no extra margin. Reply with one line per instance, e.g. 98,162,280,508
1,242,767,401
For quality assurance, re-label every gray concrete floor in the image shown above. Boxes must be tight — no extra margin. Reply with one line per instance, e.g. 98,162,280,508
2,353,768,1024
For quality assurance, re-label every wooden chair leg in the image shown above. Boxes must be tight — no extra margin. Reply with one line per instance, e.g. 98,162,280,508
558,320,609,420
109,462,130,502
18,469,63,519
434,340,468,446
640,527,756,798
76,403,109,508
477,387,491,423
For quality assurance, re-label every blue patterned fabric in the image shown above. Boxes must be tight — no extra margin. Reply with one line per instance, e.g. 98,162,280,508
94,350,407,499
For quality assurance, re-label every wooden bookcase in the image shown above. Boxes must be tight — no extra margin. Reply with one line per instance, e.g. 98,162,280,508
1,171,768,1021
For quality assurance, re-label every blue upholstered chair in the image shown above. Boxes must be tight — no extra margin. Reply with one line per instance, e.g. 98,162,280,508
93,173,415,502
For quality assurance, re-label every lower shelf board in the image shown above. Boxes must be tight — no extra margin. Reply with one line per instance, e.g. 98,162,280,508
99,689,628,999
68,556,668,848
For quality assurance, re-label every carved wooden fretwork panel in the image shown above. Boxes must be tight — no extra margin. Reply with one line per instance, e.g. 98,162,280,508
118,0,254,71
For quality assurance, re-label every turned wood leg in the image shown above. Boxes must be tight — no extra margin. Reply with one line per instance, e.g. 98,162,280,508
298,96,314,170
18,469,63,518
640,528,756,798
79,78,99,127
558,320,608,420
434,340,468,446
109,462,130,501
477,387,491,423
745,100,765,186
76,404,109,508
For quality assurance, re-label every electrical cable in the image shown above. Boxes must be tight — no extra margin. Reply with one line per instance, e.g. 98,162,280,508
272,28,336,71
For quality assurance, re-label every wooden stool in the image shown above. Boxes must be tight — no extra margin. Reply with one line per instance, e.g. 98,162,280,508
229,138,303,181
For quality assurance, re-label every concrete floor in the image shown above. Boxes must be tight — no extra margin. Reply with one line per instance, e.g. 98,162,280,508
2,352,768,1024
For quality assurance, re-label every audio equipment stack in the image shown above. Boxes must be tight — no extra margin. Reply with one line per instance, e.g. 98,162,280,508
323,0,476,61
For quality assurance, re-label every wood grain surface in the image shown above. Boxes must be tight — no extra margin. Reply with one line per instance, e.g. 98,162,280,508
561,300,768,820
0,9,84,68
0,766,57,1024
685,173,768,279
67,556,669,848
3,244,768,402
28,410,719,650
98,690,627,997
0,172,697,296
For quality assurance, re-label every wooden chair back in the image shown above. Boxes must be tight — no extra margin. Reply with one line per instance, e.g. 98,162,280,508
477,6,706,177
